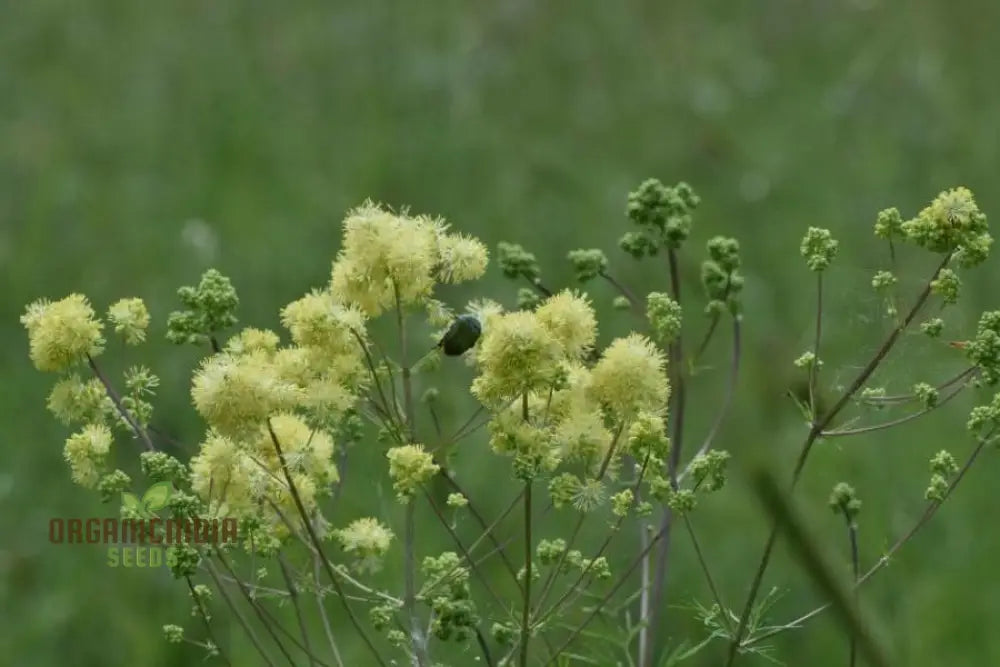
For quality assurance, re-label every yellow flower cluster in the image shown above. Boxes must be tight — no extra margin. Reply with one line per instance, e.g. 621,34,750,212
107,298,150,345
386,444,440,501
189,413,338,532
475,289,669,476
188,287,370,529
330,201,488,316
63,423,112,488
589,334,669,419
21,294,105,372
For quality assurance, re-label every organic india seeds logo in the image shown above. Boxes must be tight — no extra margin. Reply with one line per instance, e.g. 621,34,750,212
48,482,238,568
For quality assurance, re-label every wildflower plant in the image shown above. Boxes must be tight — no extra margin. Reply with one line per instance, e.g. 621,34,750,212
21,183,1000,667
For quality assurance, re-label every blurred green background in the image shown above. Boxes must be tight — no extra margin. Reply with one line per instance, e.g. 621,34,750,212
4,1,1000,665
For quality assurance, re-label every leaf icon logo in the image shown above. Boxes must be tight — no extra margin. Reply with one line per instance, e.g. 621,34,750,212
142,482,172,514
121,491,143,515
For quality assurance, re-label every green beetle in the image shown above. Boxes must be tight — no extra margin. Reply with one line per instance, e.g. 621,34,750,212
436,314,482,356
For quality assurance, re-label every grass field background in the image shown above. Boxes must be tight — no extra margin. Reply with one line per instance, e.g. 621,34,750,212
3,2,1000,665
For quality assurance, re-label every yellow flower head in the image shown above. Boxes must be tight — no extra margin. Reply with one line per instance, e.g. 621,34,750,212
589,334,669,419
226,328,281,356
191,351,303,439
336,517,394,559
250,413,339,487
331,203,439,315
190,431,253,515
386,444,439,501
330,202,490,316
107,298,150,345
281,290,366,355
534,290,598,360
21,294,105,372
435,233,489,283
47,375,108,426
471,311,563,405
64,423,112,488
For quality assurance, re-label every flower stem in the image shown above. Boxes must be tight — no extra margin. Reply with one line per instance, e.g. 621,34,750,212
724,254,950,666
520,479,533,667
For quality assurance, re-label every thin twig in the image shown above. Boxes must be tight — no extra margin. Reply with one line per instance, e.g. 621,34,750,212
743,430,993,649
683,515,733,634
267,421,388,666
186,575,232,666
204,559,278,667
678,318,742,483
278,554,316,667
647,246,686,666
87,354,155,451
214,550,297,666
822,381,967,437
725,254,952,666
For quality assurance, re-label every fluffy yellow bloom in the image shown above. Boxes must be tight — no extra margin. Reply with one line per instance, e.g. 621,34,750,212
21,294,105,372
534,290,598,359
386,444,439,501
330,202,490,316
225,328,281,356
191,351,303,439
280,290,366,355
190,420,335,532
190,432,255,516
107,298,150,345
336,517,394,573
589,334,669,419
488,410,561,477
47,375,108,426
250,413,339,486
435,233,489,283
336,518,394,558
270,343,364,424
330,203,439,315
64,423,112,488
626,411,670,459
471,311,564,405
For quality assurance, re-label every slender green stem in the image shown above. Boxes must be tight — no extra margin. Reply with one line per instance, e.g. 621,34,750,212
647,246,685,666
393,282,429,667
204,559,278,667
520,480,533,667
278,554,316,667
214,550,297,666
267,421,387,666
599,270,643,318
725,255,951,666
87,354,155,451
808,273,823,420
823,381,967,437
846,517,860,667
678,319,741,483
519,391,533,667
743,430,992,649
683,515,733,634
186,575,232,666
313,552,346,667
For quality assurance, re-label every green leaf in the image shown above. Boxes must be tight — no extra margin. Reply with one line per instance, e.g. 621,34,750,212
142,481,173,512
121,492,141,511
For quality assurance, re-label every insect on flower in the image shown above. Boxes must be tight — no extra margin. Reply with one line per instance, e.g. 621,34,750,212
436,314,482,356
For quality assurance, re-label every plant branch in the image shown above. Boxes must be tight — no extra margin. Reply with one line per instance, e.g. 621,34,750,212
678,318,741,483
647,246,686,666
267,421,387,666
725,254,952,666
87,354,155,451
743,430,993,649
